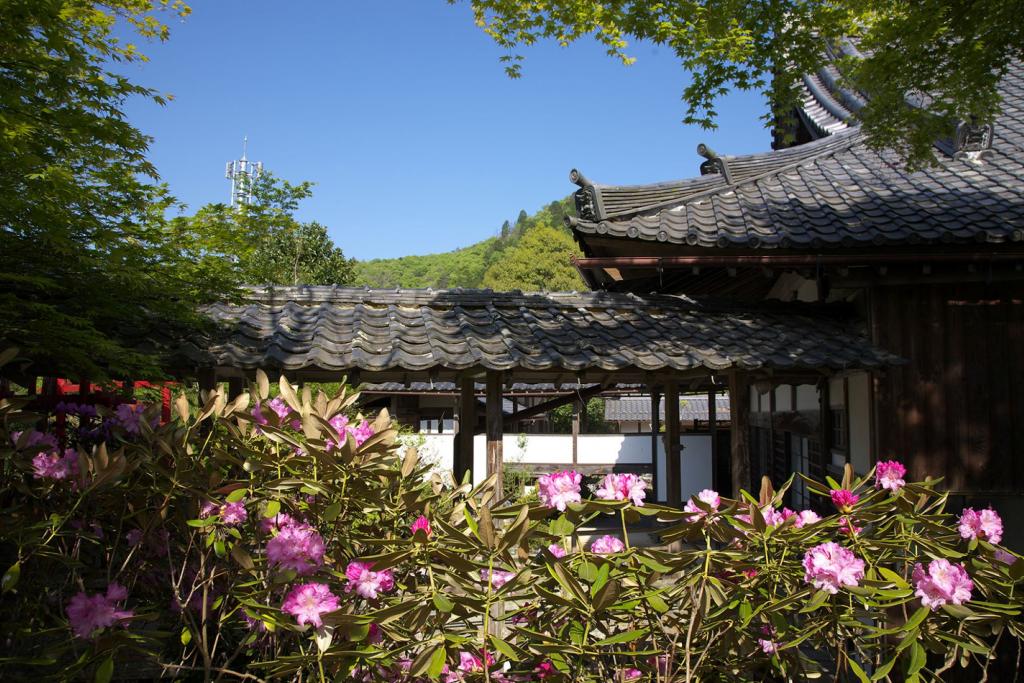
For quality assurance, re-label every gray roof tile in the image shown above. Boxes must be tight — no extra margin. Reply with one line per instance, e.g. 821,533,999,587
189,287,899,374
570,62,1024,249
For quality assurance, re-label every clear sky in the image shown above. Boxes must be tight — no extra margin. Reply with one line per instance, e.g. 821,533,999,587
122,1,773,260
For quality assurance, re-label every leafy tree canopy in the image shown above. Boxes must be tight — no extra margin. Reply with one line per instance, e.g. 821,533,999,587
172,172,357,288
481,223,585,291
450,0,1023,167
0,0,213,381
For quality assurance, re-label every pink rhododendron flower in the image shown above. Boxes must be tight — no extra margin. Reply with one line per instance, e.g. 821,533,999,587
220,500,247,526
537,470,582,512
838,516,862,536
12,430,59,450
367,622,383,644
802,542,865,594
326,414,349,450
66,583,133,639
456,650,494,675
259,512,298,534
410,515,432,537
594,472,647,506
913,559,973,610
875,461,907,492
547,543,567,558
621,668,642,681
266,525,326,575
737,504,785,529
31,448,79,481
684,489,721,522
535,661,556,679
125,528,144,546
590,535,625,555
345,561,395,599
281,582,340,627
349,419,375,446
199,500,218,518
252,398,301,431
958,507,1003,544
480,568,516,589
781,508,821,529
830,489,859,511
757,625,778,654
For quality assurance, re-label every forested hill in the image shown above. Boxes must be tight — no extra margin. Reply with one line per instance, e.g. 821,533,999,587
353,198,587,291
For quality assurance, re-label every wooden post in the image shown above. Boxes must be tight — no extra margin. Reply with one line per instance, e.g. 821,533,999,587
227,377,244,401
571,398,581,466
486,371,504,500
650,388,661,501
728,371,751,498
455,376,476,484
708,388,717,491
664,379,681,507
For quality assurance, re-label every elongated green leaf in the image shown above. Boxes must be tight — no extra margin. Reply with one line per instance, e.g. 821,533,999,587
594,628,646,646
94,656,114,683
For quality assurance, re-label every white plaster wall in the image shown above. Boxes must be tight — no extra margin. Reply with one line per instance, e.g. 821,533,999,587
415,433,713,497
796,385,819,411
775,385,792,412
848,372,871,475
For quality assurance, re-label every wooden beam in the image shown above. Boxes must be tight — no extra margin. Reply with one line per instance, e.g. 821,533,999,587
664,379,681,507
728,371,751,498
650,388,661,502
475,383,610,434
486,371,504,503
571,398,581,466
708,388,718,491
455,376,475,484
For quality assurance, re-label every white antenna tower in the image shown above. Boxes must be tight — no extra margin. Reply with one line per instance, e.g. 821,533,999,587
225,137,263,207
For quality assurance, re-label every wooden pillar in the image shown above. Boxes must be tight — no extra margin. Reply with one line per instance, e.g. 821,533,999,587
486,371,504,500
768,384,777,482
728,371,751,498
650,389,661,501
819,378,832,479
664,379,681,507
455,376,476,484
571,398,581,466
708,388,718,491
198,369,217,400
227,377,244,401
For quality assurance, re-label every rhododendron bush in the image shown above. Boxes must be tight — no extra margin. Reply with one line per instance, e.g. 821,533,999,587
2,365,1024,681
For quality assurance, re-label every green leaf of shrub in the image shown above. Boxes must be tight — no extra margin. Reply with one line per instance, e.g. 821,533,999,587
1,562,19,593
94,656,114,683
594,628,646,646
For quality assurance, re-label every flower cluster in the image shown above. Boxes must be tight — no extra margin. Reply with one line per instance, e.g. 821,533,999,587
875,460,907,492
66,583,133,639
481,568,516,589
829,489,859,512
267,525,326,575
594,472,647,506
913,559,973,610
684,488,721,522
590,535,625,555
345,561,395,599
802,542,865,594
326,414,376,450
537,470,582,511
31,447,79,481
281,582,340,628
959,507,1003,544
410,515,432,537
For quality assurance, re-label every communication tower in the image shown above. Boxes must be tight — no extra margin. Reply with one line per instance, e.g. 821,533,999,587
225,137,263,207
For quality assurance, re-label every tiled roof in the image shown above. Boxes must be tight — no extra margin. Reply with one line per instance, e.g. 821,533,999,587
193,287,897,376
569,62,1024,249
604,395,731,423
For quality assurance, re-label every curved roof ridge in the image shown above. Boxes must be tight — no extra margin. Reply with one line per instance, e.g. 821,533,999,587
571,129,865,224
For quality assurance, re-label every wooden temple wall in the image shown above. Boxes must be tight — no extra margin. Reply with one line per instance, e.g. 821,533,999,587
869,282,1024,495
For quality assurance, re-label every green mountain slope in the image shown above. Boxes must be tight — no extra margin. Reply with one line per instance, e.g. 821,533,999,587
352,198,583,291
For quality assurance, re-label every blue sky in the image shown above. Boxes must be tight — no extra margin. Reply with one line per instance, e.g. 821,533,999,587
123,1,772,260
